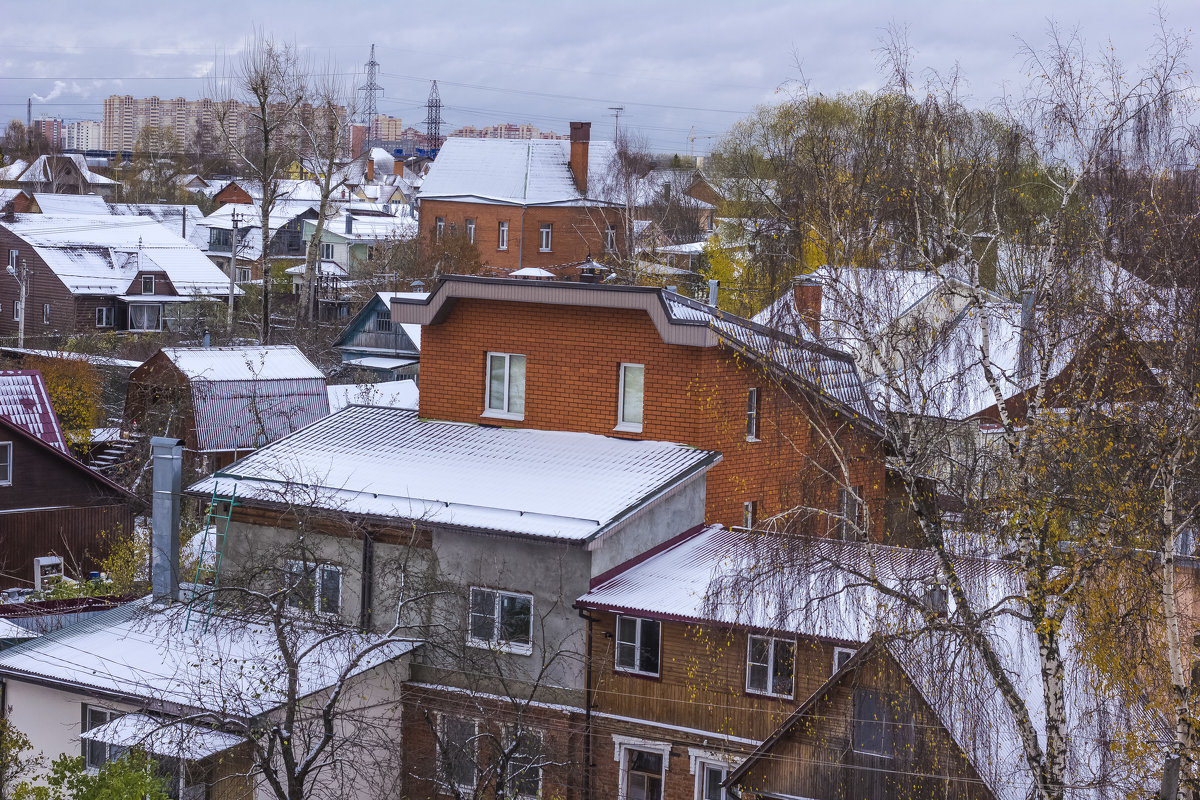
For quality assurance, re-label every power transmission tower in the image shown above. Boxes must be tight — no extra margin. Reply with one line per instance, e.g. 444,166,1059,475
425,80,443,150
359,44,383,154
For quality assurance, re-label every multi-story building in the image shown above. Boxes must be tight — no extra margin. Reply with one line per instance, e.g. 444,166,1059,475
63,120,102,151
448,123,567,140
102,95,236,153
30,117,64,148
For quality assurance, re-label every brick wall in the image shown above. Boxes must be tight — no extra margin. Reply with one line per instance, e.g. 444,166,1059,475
419,298,888,534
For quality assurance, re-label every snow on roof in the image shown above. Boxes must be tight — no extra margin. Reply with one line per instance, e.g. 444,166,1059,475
201,201,317,232
419,137,620,206
0,214,235,297
0,617,35,639
0,597,419,716
0,370,68,451
326,380,418,413
510,267,556,277
284,260,347,277
19,154,116,186
655,240,709,255
189,405,720,541
108,203,208,249
159,345,324,382
0,160,29,182
33,193,110,215
215,178,324,203
82,713,244,761
343,356,419,371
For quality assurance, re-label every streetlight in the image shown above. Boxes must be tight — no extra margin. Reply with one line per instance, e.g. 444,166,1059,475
5,257,27,348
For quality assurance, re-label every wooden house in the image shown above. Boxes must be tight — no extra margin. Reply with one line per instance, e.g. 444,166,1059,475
333,292,423,381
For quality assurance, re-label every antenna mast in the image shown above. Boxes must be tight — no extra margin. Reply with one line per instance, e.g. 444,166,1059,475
425,80,444,151
358,44,383,154
608,106,624,141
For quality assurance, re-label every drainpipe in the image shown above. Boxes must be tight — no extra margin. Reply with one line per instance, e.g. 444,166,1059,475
518,206,527,270
577,606,597,800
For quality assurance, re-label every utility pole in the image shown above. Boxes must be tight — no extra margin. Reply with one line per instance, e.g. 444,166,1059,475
6,258,27,348
608,106,624,141
226,211,240,331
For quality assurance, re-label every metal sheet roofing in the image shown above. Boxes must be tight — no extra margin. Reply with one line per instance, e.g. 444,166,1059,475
326,380,418,412
0,370,67,451
160,345,325,382
32,193,110,215
81,713,244,761
189,405,720,541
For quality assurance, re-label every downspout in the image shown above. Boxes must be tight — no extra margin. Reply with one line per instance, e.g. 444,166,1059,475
519,205,527,270
0,677,7,800
359,532,375,631
577,606,597,800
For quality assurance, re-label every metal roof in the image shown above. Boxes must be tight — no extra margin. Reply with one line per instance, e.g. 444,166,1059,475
189,405,720,542
159,346,325,382
0,370,67,451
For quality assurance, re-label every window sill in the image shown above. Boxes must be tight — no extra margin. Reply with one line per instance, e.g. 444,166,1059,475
745,436,760,443
538,249,551,253
613,422,643,434
498,247,508,251
481,409,525,422
614,667,661,681
467,638,533,656
745,687,794,700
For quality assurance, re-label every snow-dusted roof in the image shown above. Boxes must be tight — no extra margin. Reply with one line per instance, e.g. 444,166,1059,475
82,713,244,761
0,371,67,451
18,154,116,186
284,260,347,277
0,160,29,182
32,193,109,215
214,178,324,203
189,405,720,541
0,597,419,716
418,137,620,206
159,345,324,382
108,203,208,249
201,201,317,232
326,380,418,413
0,214,236,297
312,212,418,243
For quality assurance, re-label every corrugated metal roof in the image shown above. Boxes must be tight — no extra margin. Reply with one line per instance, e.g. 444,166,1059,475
189,406,720,541
32,193,110,215
161,345,325,381
0,370,67,451
190,377,330,452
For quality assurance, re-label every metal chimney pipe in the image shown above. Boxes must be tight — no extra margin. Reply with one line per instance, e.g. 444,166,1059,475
708,279,720,307
151,437,183,603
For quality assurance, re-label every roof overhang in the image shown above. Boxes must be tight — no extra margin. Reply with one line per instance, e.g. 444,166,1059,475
81,714,244,762
391,276,718,348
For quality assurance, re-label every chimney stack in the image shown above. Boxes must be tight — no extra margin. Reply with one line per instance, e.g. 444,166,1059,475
151,437,183,603
569,122,591,195
792,276,822,338
367,156,375,183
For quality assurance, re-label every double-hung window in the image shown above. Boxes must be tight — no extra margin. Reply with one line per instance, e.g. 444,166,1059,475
466,218,476,244
485,352,526,419
746,635,795,697
616,616,660,676
0,442,11,486
13,301,19,321
837,486,866,541
438,715,477,792
286,560,343,615
696,761,730,800
95,307,113,328
82,705,125,769
746,388,759,441
539,223,552,252
498,221,509,250
236,267,252,283
468,587,533,653
616,363,644,432
42,303,50,324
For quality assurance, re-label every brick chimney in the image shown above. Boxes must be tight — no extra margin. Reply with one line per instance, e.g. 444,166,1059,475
792,276,822,338
367,156,375,183
569,121,591,195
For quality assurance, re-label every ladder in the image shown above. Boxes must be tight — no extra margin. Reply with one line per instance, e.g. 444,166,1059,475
184,484,237,633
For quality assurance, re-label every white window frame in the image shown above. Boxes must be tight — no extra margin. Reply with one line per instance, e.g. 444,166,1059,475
95,306,112,328
605,224,617,252
127,303,162,332
236,267,252,283
42,303,50,324
0,442,12,486
483,351,526,420
745,635,795,698
615,615,661,677
834,646,857,674
613,736,671,800
498,221,509,250
539,223,552,252
437,714,478,794
746,388,759,441
467,587,534,655
615,363,644,433
321,242,335,261
7,249,16,269
466,218,476,244
141,275,154,294
837,485,866,541
13,300,19,321
690,751,738,800
285,560,343,616
82,705,124,770
435,217,445,242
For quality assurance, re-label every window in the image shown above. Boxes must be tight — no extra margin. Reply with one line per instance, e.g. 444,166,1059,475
321,242,335,261
468,587,533,653
128,303,161,331
13,300,19,321
616,616,660,676
697,762,729,800
539,223,552,252
853,689,910,758
286,561,342,615
438,715,476,792
210,228,232,250
140,275,154,294
0,442,11,486
7,249,16,269
837,486,866,541
236,267,251,283
498,221,509,250
435,216,445,242
42,303,50,324
465,218,475,244
746,635,795,697
746,388,759,441
624,749,665,800
485,352,526,419
616,363,644,432
82,706,125,769
506,728,543,799
834,646,856,673
95,306,113,327
743,501,756,529
606,224,617,252
374,309,392,332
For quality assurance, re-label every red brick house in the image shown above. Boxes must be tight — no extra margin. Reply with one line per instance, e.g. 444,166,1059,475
392,276,896,538
416,122,629,275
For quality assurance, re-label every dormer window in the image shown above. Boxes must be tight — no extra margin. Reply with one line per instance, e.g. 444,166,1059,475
141,275,154,294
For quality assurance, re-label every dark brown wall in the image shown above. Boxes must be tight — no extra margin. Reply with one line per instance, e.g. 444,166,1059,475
0,226,78,337
0,505,131,588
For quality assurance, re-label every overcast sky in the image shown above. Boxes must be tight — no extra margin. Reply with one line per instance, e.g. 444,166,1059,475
2,1,1195,153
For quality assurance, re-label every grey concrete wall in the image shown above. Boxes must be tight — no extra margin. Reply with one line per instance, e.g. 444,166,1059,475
588,472,707,577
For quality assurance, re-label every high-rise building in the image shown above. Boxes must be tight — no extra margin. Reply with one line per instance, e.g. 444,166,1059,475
31,117,64,147
447,122,568,140
64,120,102,151
374,114,404,143
102,95,244,153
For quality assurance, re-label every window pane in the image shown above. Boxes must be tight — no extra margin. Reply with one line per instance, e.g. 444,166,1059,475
748,663,768,693
629,750,663,774
288,563,315,610
853,690,888,755
319,566,341,614
704,766,725,800
621,365,644,425
638,619,660,674
772,640,795,695
488,355,506,411
617,641,637,669
617,617,638,645
748,636,769,666
469,589,496,642
442,717,476,787
500,594,532,645
507,355,526,415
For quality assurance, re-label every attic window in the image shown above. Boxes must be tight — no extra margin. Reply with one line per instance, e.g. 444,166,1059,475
0,442,11,485
141,275,154,294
